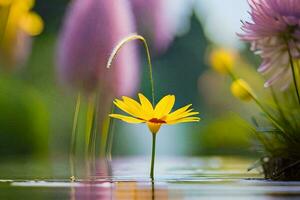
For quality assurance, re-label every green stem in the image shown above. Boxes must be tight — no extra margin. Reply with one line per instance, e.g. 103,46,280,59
88,93,100,174
106,34,155,104
84,95,95,177
227,69,237,81
253,97,284,132
270,86,294,131
70,93,81,181
99,119,109,158
150,133,156,180
105,104,115,162
253,92,296,144
151,180,155,200
286,42,300,104
252,96,296,144
85,95,95,159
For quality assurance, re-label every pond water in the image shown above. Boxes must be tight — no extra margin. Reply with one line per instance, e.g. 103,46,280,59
1,157,300,199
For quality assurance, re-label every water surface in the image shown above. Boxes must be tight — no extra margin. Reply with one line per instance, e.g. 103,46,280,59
1,157,299,199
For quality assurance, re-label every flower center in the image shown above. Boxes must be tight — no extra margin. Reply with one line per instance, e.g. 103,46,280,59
148,118,166,124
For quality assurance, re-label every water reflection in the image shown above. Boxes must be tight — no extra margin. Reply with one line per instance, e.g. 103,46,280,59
71,181,111,199
5,157,300,199
71,181,171,200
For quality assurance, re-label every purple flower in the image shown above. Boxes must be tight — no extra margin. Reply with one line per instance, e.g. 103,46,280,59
239,0,300,90
129,0,176,54
57,0,139,96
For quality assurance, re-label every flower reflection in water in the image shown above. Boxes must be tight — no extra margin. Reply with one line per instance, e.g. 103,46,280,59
71,181,172,200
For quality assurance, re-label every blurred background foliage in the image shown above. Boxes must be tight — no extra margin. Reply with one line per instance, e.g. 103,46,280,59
0,0,263,161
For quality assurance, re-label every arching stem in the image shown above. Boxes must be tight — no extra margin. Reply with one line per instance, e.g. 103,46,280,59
106,34,157,179
107,34,155,104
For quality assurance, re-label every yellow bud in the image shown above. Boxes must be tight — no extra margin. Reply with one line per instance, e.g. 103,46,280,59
231,79,254,101
24,0,35,9
14,0,34,10
19,11,44,36
0,0,12,6
210,48,235,74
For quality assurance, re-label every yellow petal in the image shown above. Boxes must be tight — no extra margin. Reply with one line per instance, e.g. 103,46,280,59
166,104,192,121
154,95,175,118
122,96,144,117
109,114,144,123
19,11,44,36
167,117,200,125
113,99,142,119
138,93,154,116
122,96,142,110
147,122,162,134
166,111,199,122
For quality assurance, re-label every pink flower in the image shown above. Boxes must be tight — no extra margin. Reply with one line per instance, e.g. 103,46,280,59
239,0,300,90
129,0,176,54
57,0,139,96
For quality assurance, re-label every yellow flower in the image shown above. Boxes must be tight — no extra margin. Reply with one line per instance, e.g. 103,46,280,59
19,11,43,36
231,79,255,101
109,93,200,134
210,48,235,74
0,0,12,6
4,0,43,36
0,0,43,67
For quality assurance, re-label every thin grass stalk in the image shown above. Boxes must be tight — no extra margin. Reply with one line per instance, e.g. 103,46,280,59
270,86,294,131
253,130,273,155
85,95,95,159
88,93,100,174
99,115,110,158
105,105,115,162
70,93,81,181
84,95,95,176
106,34,155,104
253,97,284,133
252,97,297,144
284,90,298,128
105,105,115,176
286,42,300,104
